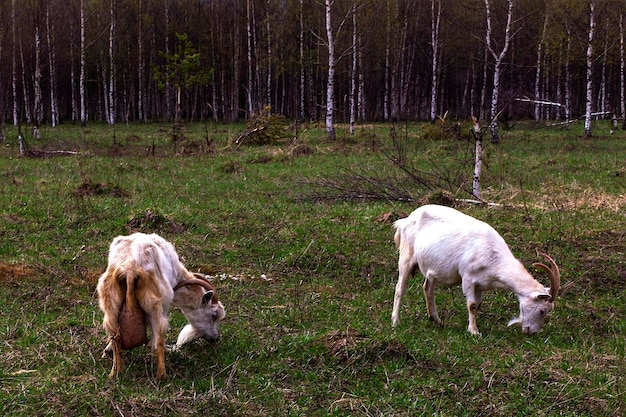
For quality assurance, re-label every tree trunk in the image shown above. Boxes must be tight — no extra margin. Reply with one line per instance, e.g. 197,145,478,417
12,0,18,126
430,0,442,122
619,13,626,130
383,1,390,121
600,17,608,118
324,0,336,141
534,13,548,121
266,2,272,111
358,40,365,121
584,2,595,137
565,23,572,123
479,43,488,121
299,0,305,121
34,28,42,133
246,0,255,117
484,0,514,144
80,0,87,126
19,40,32,124
138,0,145,122
349,2,357,134
472,117,483,199
46,4,58,127
108,0,116,125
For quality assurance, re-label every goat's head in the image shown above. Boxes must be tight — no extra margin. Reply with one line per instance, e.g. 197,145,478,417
174,273,226,346
508,253,560,335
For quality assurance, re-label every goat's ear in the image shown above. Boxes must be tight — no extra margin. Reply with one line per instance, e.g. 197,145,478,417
201,290,214,306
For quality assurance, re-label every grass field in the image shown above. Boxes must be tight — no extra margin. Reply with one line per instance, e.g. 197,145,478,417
0,120,624,416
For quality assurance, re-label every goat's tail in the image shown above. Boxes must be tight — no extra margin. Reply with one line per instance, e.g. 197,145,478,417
393,218,409,249
122,269,139,310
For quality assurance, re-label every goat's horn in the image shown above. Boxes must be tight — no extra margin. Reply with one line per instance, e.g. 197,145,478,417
532,253,560,302
174,275,218,303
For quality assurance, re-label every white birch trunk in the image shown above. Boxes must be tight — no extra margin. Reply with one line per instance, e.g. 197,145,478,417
600,19,608,118
349,3,357,134
266,3,272,110
430,0,441,122
19,40,32,124
472,117,483,199
70,22,78,123
479,43,488,120
484,0,513,144
358,43,365,121
584,2,595,137
299,0,305,120
138,0,145,122
246,0,254,117
619,13,626,130
565,24,572,122
101,54,110,122
80,0,87,126
108,0,116,125
46,5,59,128
34,24,43,132
325,0,336,140
383,0,390,121
534,14,548,121
12,0,18,126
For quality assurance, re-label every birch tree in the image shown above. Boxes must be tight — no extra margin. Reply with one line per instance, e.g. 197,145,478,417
80,0,87,126
30,1,44,138
137,0,146,122
430,0,442,122
246,0,255,117
299,0,305,121
107,0,116,125
349,1,358,134
484,0,514,144
11,0,18,126
584,2,595,137
619,13,626,130
324,0,336,140
534,12,548,121
46,2,58,127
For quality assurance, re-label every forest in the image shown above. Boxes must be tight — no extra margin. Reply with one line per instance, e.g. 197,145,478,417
0,0,625,136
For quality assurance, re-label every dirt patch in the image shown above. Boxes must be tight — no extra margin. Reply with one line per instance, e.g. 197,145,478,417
126,208,186,234
0,262,33,284
73,180,129,198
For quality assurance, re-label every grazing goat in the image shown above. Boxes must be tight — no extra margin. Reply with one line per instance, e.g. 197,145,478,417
97,233,226,379
391,205,560,335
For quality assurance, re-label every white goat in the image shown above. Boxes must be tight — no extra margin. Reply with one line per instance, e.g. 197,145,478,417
97,232,226,379
391,205,560,335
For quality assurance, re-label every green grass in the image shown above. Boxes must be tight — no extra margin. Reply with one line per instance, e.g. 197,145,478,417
0,120,624,416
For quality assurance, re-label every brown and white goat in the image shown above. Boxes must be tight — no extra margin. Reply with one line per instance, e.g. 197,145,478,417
96,233,225,379
391,205,560,335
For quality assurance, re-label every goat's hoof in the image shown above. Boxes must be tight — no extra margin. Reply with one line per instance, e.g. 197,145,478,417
429,316,443,326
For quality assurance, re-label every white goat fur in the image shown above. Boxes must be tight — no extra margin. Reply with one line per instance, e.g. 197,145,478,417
97,232,225,379
391,205,560,335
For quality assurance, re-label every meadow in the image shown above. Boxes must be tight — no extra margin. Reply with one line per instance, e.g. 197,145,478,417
0,120,624,416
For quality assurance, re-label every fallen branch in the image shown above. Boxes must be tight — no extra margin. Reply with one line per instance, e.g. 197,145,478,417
18,133,77,158
235,126,266,148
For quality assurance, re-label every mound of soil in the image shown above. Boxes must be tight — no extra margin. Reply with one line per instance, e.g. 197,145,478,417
74,180,128,198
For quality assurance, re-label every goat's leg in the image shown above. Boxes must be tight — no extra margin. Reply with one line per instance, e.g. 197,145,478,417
102,308,123,378
155,334,166,380
148,313,169,380
423,277,442,325
391,258,413,326
464,284,482,335
109,334,122,378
